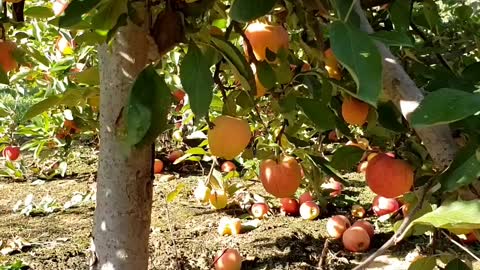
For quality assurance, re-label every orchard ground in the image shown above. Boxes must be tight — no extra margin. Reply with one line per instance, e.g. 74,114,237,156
1,147,479,270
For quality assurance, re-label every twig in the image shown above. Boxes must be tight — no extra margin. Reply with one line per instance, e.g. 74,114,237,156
204,156,217,185
165,196,182,269
275,119,288,145
441,231,480,262
352,176,436,270
318,238,330,269
213,62,228,101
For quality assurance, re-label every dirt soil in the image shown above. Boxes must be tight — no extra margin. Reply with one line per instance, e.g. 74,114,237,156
0,169,479,270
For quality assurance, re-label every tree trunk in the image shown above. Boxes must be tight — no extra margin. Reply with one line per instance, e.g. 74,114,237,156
93,20,153,270
354,2,458,169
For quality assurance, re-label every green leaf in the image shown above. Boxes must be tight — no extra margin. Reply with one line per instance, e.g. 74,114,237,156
256,61,276,89
229,0,277,23
186,147,207,155
370,31,413,47
439,143,480,192
59,0,100,28
409,200,480,231
72,66,100,85
331,0,360,27
377,101,408,132
0,107,8,118
126,66,172,147
24,7,55,18
297,98,336,132
180,42,214,119
21,96,61,121
408,256,437,270
329,21,382,107
422,0,441,32
411,88,480,128
462,62,480,83
389,0,410,31
91,0,127,30
455,5,474,21
209,36,255,94
444,259,471,270
166,183,185,203
307,154,348,186
330,146,365,171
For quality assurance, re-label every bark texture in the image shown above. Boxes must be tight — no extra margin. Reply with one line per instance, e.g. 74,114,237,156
93,21,153,270
354,2,458,169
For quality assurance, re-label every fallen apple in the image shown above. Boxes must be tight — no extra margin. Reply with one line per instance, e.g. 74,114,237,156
280,198,300,216
326,215,351,239
251,202,269,219
299,201,320,220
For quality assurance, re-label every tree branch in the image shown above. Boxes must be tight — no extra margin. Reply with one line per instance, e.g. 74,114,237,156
441,231,480,262
353,1,458,170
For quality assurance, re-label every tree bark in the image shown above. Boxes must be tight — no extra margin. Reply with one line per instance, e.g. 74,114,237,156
354,2,458,169
93,20,153,270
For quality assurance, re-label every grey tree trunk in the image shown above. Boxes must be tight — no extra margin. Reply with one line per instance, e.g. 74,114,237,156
354,2,459,169
93,20,153,270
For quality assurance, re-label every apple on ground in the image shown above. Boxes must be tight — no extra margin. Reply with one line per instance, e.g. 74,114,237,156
217,217,242,236
342,226,371,252
299,201,320,220
351,204,366,218
251,202,269,219
214,248,242,270
326,215,351,239
209,190,228,209
3,146,20,161
154,159,163,174
321,178,343,197
298,191,313,205
280,198,299,216
221,161,236,173
168,150,184,163
372,195,399,217
352,220,374,238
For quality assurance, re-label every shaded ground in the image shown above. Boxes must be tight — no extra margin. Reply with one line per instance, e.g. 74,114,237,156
0,167,479,269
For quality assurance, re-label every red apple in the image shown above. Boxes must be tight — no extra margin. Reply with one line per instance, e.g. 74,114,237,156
372,195,399,217
298,191,313,205
280,198,300,216
168,150,184,163
154,159,163,174
321,178,343,197
221,161,236,173
251,202,269,219
342,226,371,252
328,130,338,142
3,146,20,161
462,232,478,244
326,215,351,239
214,248,242,270
173,89,186,102
352,220,374,238
299,201,320,220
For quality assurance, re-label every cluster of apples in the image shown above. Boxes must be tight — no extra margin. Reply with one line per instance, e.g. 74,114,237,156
153,149,185,174
2,146,20,161
327,215,374,252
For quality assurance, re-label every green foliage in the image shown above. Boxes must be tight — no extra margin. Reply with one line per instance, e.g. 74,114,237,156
411,89,480,128
329,21,383,106
330,145,364,171
408,256,436,270
229,0,277,23
126,65,172,147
